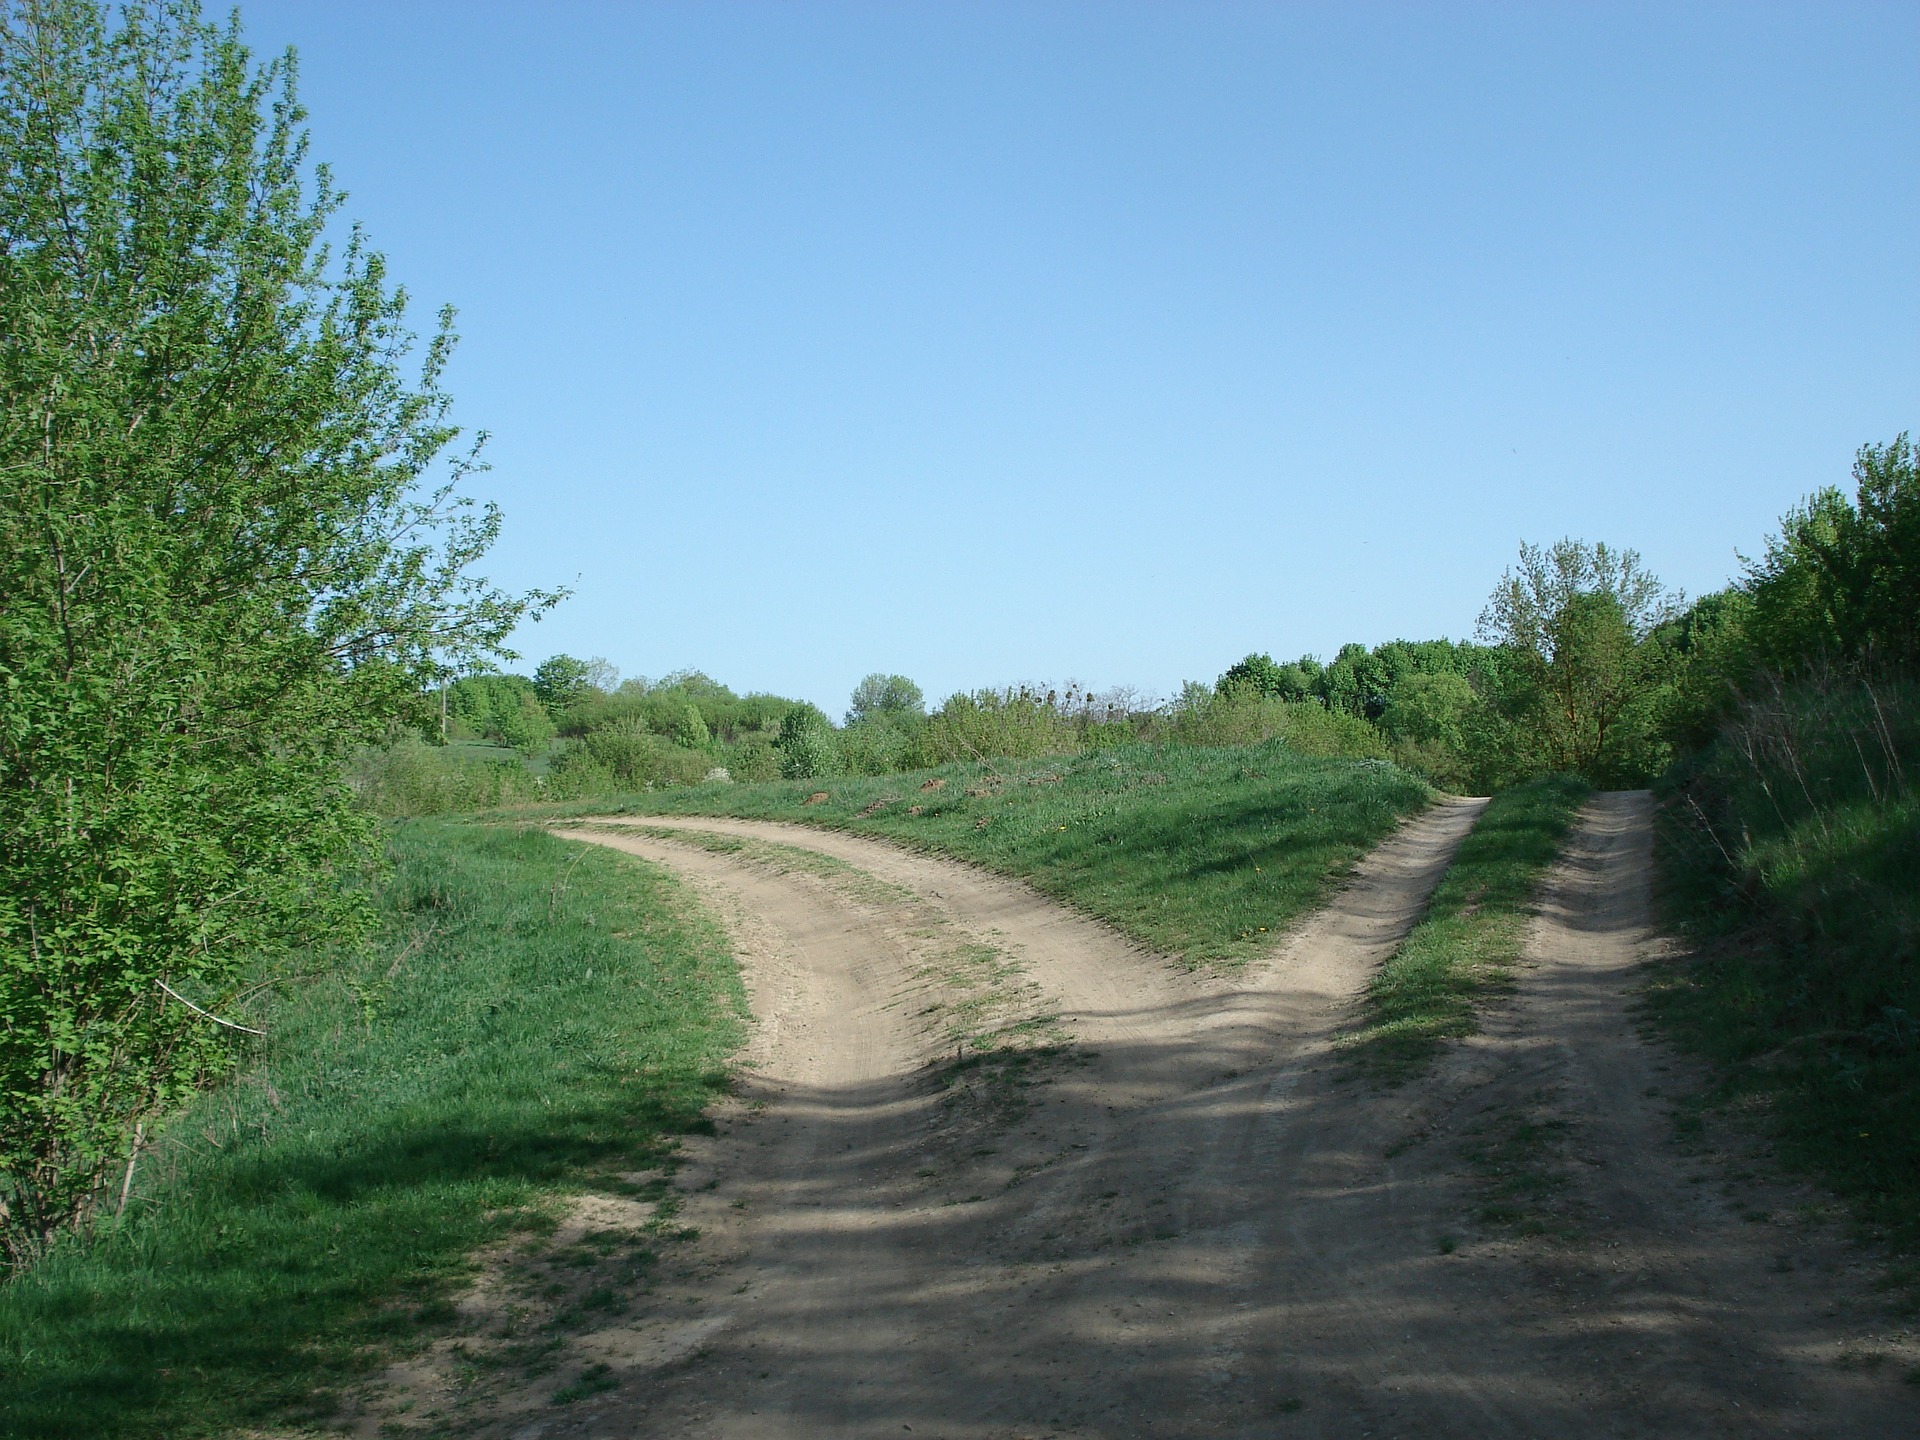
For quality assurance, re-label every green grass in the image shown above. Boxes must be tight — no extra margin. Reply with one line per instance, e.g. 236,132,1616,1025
0,821,743,1439
1345,775,1591,1081
1653,675,1920,1271
579,823,915,907
524,738,1436,966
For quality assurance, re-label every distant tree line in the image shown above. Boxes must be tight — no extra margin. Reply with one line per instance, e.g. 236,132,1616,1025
1206,438,1917,806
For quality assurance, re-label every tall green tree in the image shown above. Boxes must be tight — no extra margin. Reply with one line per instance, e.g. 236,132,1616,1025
0,0,553,1253
1478,540,1675,783
1744,435,1920,674
846,672,925,726
532,653,615,711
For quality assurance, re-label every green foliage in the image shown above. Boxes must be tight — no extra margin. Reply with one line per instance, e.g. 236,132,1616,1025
838,717,915,776
1311,639,1495,720
347,737,542,817
1169,686,1389,758
531,655,615,711
1743,436,1920,674
1218,652,1310,701
1346,776,1590,1080
448,673,543,743
579,740,1434,966
552,721,713,792
673,701,711,749
776,705,839,780
1476,539,1676,785
1214,640,1523,790
911,687,1076,766
1648,588,1755,751
0,0,549,1252
1641,436,1920,757
1654,674,1920,1254
0,820,742,1439
1743,433,1920,683
443,675,553,754
723,733,782,783
559,675,792,747
1377,672,1496,791
1662,675,1918,1037
1378,671,1478,751
493,689,555,755
846,673,925,725
345,672,810,816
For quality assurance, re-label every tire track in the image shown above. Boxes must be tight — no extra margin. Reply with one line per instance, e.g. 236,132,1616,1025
445,794,1915,1439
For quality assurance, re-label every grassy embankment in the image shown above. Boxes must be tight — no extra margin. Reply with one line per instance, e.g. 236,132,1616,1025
0,823,743,1440
526,738,1438,967
1343,775,1591,1082
1653,676,1920,1265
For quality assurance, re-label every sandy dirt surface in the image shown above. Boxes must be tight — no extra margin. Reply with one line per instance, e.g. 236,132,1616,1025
415,794,1913,1439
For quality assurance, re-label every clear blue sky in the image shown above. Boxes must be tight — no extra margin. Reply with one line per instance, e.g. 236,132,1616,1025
241,1,1918,714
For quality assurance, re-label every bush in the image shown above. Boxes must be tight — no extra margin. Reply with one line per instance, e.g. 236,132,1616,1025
1168,687,1387,760
846,673,925,725
838,718,914,775
673,703,711,749
721,734,782,783
578,723,659,782
550,725,711,793
492,691,556,755
911,688,1073,766
542,753,617,800
559,676,794,747
1271,702,1389,759
776,707,839,780
348,739,542,818
446,674,545,744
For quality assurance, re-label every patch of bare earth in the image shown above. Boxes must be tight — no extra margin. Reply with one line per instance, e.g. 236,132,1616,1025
359,795,1914,1439
1371,791,1918,1437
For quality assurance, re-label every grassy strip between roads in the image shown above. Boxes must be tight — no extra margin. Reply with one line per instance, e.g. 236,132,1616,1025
1344,775,1591,1082
526,739,1437,967
0,822,743,1440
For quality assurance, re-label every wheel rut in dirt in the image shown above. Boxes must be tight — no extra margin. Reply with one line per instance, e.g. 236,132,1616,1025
418,795,1913,1439
1366,791,1918,1438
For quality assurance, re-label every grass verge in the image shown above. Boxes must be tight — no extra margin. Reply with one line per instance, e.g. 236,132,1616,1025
1344,775,1590,1082
1651,675,1920,1279
0,821,743,1439
515,739,1435,966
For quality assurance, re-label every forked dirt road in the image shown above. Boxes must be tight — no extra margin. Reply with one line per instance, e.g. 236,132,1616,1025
505,794,1913,1439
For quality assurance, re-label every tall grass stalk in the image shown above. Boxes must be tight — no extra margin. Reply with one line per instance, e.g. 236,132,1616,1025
1653,672,1920,1262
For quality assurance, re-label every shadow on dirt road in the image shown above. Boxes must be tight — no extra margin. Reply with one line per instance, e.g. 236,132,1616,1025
374,795,1915,1439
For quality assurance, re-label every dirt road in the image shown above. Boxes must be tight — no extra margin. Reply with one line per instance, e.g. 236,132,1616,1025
487,794,1912,1438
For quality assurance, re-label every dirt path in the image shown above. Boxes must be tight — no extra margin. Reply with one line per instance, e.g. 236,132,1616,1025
479,794,1911,1439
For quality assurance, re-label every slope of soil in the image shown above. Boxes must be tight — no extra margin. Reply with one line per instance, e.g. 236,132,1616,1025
398,796,1915,1438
